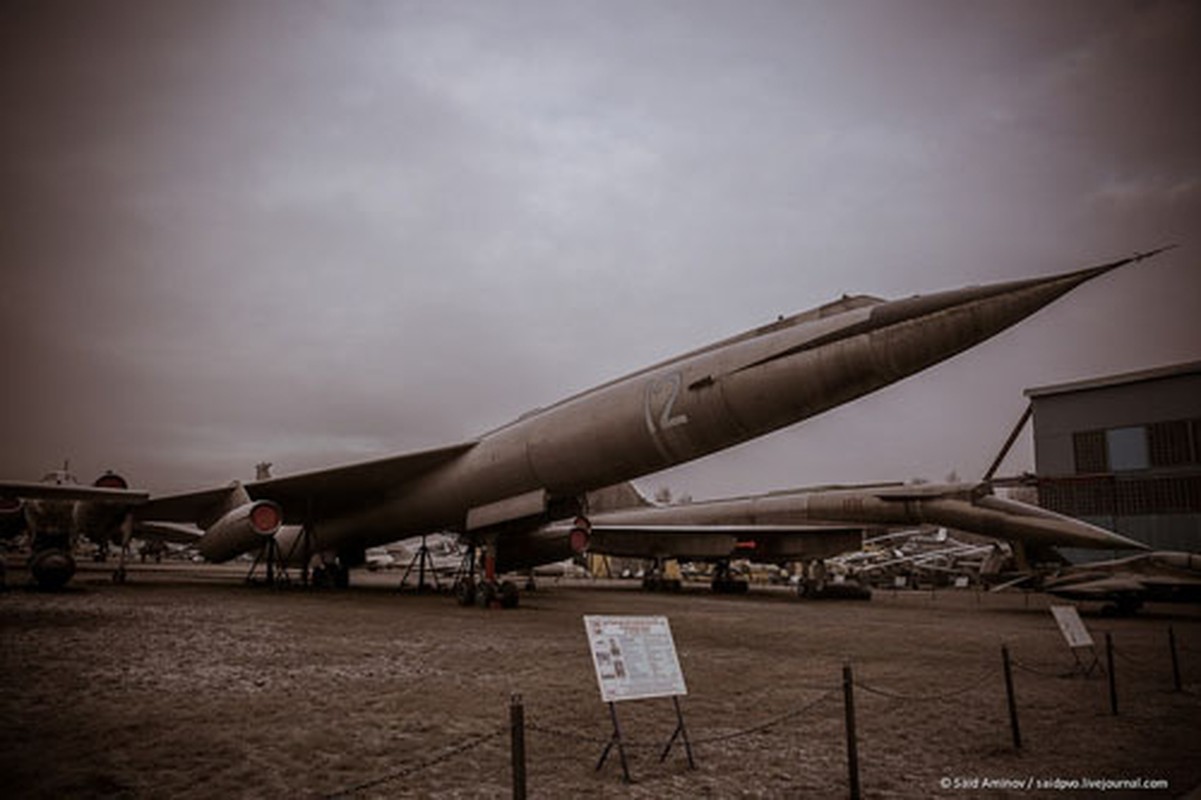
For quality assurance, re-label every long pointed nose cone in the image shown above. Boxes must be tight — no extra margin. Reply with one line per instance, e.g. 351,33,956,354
716,247,1173,442
778,484,1147,552
942,494,1149,551
866,246,1175,383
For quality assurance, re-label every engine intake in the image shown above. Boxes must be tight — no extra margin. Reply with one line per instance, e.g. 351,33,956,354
197,500,283,562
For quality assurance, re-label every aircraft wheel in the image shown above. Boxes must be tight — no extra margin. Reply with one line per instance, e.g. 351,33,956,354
499,580,520,609
475,581,497,608
455,578,476,606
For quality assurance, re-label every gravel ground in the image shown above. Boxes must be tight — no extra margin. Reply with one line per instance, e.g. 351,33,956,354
2,562,1200,799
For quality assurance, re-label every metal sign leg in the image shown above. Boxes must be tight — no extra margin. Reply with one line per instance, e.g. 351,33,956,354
659,696,696,769
595,702,632,783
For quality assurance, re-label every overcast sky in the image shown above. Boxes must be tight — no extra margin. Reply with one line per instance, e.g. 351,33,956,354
2,0,1198,500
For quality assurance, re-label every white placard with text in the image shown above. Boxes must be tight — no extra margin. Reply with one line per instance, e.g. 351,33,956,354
1051,604,1095,649
584,615,688,703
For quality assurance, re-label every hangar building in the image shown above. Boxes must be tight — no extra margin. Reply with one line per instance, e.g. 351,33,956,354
1026,361,1201,554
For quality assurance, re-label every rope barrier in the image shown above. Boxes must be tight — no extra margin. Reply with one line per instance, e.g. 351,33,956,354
852,671,991,703
1111,644,1158,668
1009,655,1082,679
691,689,839,745
324,727,506,798
526,720,637,749
526,689,840,751
321,635,1193,798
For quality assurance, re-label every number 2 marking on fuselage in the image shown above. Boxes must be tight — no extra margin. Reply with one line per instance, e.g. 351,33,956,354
645,372,689,438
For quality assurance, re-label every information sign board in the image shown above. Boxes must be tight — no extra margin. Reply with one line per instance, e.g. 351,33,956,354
584,615,687,703
1050,604,1095,649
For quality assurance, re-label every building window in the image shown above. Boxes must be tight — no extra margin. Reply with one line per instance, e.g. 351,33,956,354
1040,474,1201,517
1148,420,1193,467
1073,430,1107,474
1106,426,1149,471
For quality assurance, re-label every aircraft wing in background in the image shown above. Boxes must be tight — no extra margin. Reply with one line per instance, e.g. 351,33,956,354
589,523,865,562
138,441,479,525
572,478,1147,597
1039,551,1201,614
0,471,148,588
0,480,149,504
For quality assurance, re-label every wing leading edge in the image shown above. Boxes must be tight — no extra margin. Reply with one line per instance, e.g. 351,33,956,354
139,440,478,525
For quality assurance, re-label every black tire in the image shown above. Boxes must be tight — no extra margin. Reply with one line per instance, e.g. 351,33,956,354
455,578,476,606
499,580,520,609
476,581,497,608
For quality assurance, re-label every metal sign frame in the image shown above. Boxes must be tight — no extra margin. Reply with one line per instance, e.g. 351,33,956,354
584,615,695,782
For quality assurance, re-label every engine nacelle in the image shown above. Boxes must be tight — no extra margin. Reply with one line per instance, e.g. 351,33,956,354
74,472,135,544
93,471,129,491
494,516,590,573
197,500,283,563
29,548,76,590
0,496,27,541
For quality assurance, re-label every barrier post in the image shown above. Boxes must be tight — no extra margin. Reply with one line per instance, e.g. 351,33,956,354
842,663,861,800
510,693,526,800
1001,644,1021,750
1105,633,1118,716
1169,626,1182,693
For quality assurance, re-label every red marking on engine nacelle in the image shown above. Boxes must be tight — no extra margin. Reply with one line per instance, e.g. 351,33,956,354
735,540,757,551
569,515,591,553
250,502,282,533
93,472,129,490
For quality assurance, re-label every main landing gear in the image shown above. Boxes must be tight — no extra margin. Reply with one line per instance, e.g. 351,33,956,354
795,559,872,600
456,575,520,608
453,541,519,609
710,560,749,594
110,515,135,584
641,558,682,592
310,560,351,589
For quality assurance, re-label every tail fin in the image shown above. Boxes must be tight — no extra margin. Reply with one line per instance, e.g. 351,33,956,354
586,482,653,513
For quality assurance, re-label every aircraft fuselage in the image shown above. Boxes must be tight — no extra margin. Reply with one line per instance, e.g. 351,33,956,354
308,260,1137,553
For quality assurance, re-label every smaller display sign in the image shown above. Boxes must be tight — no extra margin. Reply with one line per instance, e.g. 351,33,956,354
1051,604,1095,649
584,615,688,703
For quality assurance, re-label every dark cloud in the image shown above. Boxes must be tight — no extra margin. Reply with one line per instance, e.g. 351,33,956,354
2,0,1198,497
